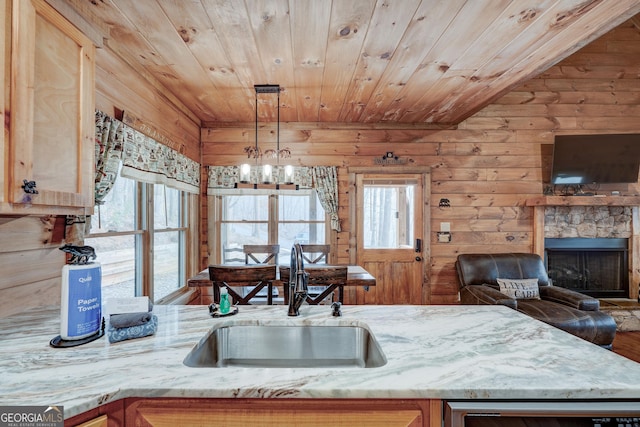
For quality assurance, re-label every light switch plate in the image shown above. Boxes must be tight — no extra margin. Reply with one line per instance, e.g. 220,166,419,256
437,231,451,243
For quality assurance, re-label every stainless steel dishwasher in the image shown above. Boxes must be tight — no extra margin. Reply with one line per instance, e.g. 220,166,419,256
444,400,640,427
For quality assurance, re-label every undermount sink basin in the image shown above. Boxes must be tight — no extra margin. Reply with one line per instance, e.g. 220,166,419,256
183,324,387,368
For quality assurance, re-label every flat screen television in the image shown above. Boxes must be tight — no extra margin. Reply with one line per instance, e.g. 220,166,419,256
550,133,640,185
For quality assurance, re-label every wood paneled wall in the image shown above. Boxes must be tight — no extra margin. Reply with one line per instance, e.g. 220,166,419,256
201,19,640,304
95,45,201,162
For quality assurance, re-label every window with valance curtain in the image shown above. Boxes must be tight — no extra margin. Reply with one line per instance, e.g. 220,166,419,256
207,165,341,232
67,111,201,242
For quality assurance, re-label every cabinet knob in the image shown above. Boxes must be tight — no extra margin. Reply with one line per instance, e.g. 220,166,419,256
21,180,38,194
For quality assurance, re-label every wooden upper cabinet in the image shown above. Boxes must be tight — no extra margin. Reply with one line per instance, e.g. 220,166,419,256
3,0,94,215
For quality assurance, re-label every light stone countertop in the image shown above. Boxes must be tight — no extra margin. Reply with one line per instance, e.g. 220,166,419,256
1,304,640,418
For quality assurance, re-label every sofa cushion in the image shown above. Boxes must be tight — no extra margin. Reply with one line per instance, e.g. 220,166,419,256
497,278,541,300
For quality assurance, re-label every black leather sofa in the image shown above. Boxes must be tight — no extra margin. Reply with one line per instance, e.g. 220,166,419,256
456,253,617,349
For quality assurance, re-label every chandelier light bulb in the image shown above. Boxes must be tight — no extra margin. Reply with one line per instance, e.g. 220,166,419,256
284,165,294,184
240,163,251,183
262,164,272,184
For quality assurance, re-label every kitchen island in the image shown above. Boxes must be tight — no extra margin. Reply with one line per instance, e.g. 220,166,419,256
1,304,640,423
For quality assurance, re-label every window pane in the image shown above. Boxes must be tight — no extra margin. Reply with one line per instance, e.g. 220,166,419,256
223,195,268,221
363,183,415,248
279,223,325,250
154,231,181,301
221,222,269,254
154,185,181,228
84,235,136,302
90,175,136,233
279,191,324,221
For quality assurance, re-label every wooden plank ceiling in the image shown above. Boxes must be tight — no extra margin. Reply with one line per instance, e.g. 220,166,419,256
60,0,640,125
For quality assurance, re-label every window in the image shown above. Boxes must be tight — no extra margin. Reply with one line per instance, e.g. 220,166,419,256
215,190,326,263
362,178,416,248
85,172,190,303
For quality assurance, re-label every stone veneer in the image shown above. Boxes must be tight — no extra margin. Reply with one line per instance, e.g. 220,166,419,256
544,205,639,331
544,206,633,238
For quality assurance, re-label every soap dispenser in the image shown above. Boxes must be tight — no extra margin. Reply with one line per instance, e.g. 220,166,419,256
219,287,231,314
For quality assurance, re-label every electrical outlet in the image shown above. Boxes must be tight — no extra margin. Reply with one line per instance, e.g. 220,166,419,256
440,222,451,232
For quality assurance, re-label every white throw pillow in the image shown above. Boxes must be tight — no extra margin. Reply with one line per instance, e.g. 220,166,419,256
497,278,541,300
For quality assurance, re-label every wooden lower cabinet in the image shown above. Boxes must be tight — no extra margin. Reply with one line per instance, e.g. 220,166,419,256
125,398,442,427
65,400,124,427
75,415,108,427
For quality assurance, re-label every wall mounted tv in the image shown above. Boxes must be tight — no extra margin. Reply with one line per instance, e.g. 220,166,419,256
551,133,640,185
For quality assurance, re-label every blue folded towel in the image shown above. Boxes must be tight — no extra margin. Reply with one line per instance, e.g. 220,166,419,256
109,311,152,328
107,314,158,343
109,301,154,328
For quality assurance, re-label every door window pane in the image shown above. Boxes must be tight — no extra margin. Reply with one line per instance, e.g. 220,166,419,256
363,181,415,248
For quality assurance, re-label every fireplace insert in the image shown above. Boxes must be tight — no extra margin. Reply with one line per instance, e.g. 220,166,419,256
545,238,628,298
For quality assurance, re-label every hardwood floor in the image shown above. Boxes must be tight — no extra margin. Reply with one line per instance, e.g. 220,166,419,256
612,331,640,363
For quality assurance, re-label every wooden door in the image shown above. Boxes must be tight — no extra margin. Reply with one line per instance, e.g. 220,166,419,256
9,0,94,212
351,167,431,305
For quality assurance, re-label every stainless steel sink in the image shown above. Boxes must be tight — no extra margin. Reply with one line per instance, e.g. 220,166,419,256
183,324,387,368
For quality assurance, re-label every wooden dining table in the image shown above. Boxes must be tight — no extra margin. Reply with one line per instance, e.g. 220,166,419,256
187,265,375,305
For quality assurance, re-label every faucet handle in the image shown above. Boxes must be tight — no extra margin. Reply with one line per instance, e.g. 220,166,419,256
331,302,342,317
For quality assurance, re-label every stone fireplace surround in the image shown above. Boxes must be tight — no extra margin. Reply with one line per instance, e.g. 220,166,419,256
527,196,640,331
544,206,631,297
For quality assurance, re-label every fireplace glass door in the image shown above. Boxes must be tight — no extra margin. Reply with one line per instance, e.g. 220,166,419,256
545,238,628,298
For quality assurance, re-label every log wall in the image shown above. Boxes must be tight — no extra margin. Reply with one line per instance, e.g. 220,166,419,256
201,20,640,304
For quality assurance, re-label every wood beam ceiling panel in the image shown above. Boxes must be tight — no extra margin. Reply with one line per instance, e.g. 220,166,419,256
289,0,331,122
56,0,640,125
318,0,377,122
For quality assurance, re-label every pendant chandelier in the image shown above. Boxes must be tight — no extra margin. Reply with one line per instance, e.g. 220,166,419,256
237,84,297,190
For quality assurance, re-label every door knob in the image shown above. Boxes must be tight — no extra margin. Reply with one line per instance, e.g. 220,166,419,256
415,256,422,262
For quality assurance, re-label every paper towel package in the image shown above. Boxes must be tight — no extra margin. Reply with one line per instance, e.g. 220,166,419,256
60,263,102,340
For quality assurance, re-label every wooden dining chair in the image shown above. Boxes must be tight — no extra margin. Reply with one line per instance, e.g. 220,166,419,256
299,244,331,301
279,265,347,305
243,244,280,265
222,245,244,264
300,244,330,264
209,264,277,305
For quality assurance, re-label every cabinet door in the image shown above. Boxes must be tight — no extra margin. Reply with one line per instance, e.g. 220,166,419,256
126,398,441,427
9,0,94,213
73,414,107,427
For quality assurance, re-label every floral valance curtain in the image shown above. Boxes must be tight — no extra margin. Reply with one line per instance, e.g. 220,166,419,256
120,125,200,194
94,111,125,204
207,165,341,231
94,110,200,195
